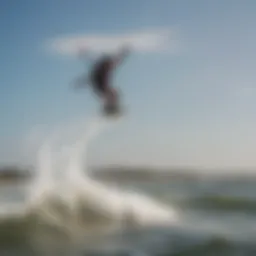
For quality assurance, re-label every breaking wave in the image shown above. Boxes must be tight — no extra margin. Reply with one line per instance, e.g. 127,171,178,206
0,115,177,249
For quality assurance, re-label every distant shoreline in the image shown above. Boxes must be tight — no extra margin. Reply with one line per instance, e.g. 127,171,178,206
0,167,31,184
0,166,256,184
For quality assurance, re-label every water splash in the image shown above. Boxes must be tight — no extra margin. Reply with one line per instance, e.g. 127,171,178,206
25,114,178,237
66,116,110,184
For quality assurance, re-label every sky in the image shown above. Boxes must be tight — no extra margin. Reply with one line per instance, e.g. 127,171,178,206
1,0,256,170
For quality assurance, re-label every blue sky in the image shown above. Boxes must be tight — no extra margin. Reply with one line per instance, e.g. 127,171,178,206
1,0,256,170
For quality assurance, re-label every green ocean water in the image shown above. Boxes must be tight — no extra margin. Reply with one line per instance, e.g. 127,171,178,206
0,175,256,256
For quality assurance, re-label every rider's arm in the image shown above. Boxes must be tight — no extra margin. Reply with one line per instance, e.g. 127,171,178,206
112,46,130,68
71,48,94,90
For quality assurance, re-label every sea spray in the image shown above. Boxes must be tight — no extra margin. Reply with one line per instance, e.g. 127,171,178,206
25,114,177,239
28,137,54,205
65,116,111,184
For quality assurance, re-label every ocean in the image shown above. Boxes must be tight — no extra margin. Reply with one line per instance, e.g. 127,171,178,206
1,177,256,255
1,117,256,256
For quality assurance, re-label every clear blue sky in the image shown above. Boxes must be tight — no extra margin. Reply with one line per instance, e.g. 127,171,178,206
1,0,256,170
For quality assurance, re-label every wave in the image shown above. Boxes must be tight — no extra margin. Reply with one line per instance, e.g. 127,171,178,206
1,211,255,256
180,195,256,212
0,115,177,248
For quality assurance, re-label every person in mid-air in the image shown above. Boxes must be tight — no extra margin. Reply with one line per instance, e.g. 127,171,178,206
73,46,130,114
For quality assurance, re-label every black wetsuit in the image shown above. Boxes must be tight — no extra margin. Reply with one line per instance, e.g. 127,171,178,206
90,56,113,97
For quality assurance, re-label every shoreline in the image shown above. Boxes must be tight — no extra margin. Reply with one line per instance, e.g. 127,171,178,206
0,166,256,184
